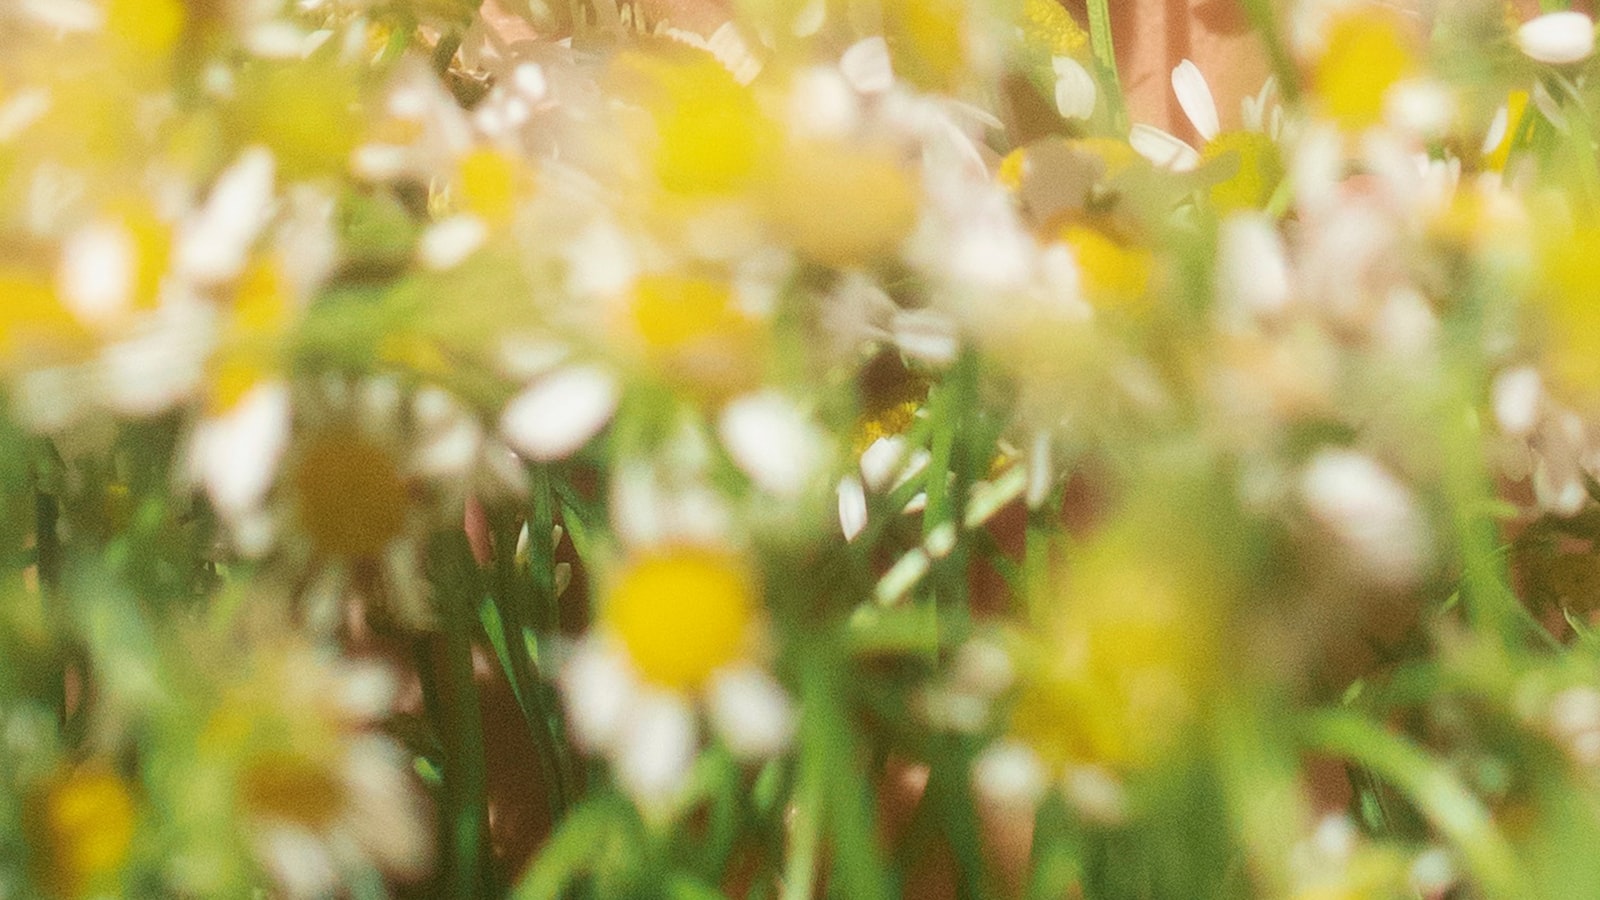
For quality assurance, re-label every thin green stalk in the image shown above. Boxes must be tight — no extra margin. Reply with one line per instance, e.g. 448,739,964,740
1304,712,1528,900
432,29,463,76
1085,0,1128,134
780,739,824,900
487,507,571,820
1023,509,1053,628
1238,0,1302,105
429,531,493,899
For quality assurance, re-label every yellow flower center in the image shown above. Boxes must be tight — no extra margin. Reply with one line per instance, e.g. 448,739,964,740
292,432,409,559
208,261,292,414
1059,225,1152,312
764,141,920,267
1539,228,1600,403
607,549,754,690
1201,130,1284,213
627,272,760,399
997,147,1029,192
613,50,775,198
239,750,348,830
631,273,746,352
0,266,90,368
106,0,185,58
32,766,137,898
456,149,532,227
884,0,969,89
1313,9,1418,131
1020,0,1089,57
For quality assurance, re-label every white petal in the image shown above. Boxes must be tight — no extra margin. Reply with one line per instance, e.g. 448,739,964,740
197,380,292,518
1052,56,1097,121
1482,103,1511,157
1171,59,1220,141
1061,764,1127,825
500,366,620,461
1300,450,1427,585
255,827,339,900
840,36,894,94
789,66,860,139
58,221,137,324
1026,429,1053,509
875,547,930,605
1384,78,1455,138
98,308,212,416
1215,214,1291,323
558,638,636,752
891,309,960,368
792,0,827,37
0,87,52,143
1492,367,1542,438
614,691,698,808
564,222,637,299
418,215,487,270
838,476,868,541
20,0,102,31
718,391,827,498
176,147,277,284
708,665,796,759
1128,124,1200,172
703,22,764,85
972,740,1047,812
859,435,907,492
951,638,1014,697
1517,12,1595,65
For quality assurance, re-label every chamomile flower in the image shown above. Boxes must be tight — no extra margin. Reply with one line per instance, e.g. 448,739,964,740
1130,60,1286,211
560,545,795,812
163,638,432,899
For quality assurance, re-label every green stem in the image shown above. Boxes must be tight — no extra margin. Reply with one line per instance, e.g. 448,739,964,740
780,733,824,900
1238,0,1302,105
1085,0,1128,134
1304,712,1528,900
430,531,493,899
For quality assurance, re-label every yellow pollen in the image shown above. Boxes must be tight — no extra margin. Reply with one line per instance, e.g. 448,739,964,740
764,142,919,267
997,148,1029,192
1020,0,1089,57
292,432,410,559
1059,225,1152,312
607,549,754,690
106,0,185,57
456,149,530,227
238,750,348,830
207,261,292,414
614,51,773,197
1538,229,1600,404
0,266,90,367
32,765,137,899
885,0,968,89
1313,10,1418,132
631,273,746,352
1201,130,1284,212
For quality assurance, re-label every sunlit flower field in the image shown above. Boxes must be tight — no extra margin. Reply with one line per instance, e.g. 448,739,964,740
4,0,1600,896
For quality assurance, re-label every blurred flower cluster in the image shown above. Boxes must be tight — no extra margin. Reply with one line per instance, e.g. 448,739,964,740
5,0,1600,896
